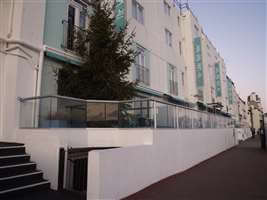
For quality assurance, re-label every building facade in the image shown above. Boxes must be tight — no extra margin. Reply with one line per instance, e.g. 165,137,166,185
41,0,190,106
0,0,46,140
181,8,230,114
0,0,252,140
248,92,263,131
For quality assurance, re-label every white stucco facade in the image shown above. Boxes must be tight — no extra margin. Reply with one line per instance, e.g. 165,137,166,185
181,9,229,111
0,0,46,141
126,0,186,99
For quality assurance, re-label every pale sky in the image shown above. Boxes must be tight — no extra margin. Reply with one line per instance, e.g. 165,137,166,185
188,0,266,111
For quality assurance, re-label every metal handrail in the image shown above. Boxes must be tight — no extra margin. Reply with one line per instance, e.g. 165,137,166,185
18,95,231,117
18,95,152,104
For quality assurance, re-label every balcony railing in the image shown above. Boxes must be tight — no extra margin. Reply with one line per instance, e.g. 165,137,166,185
19,95,234,129
62,20,86,51
134,64,150,86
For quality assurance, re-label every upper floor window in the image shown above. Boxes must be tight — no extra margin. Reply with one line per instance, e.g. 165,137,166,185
179,41,182,55
182,72,185,86
165,29,172,47
132,0,144,24
64,1,88,51
164,1,171,16
79,8,87,29
68,1,88,28
168,64,178,96
177,16,180,26
134,46,150,86
194,24,199,32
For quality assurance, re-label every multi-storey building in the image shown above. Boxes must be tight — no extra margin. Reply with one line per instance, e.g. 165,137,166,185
1,0,246,140
181,7,229,113
237,96,249,127
248,92,263,131
0,1,255,198
41,0,189,106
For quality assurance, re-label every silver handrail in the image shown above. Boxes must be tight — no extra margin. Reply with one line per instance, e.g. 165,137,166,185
18,95,152,104
19,95,231,117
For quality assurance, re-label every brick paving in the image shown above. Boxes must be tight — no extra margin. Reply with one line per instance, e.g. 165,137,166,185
123,136,267,200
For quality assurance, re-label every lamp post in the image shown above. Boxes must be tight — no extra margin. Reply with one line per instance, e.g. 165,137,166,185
261,113,266,149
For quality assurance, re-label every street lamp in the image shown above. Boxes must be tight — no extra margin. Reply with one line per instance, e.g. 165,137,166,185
260,113,266,149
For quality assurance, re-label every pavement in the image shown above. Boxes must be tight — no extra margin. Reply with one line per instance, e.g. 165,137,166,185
123,136,267,200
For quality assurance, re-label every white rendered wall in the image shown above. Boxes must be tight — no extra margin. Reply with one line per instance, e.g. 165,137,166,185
0,0,46,141
0,41,6,140
181,10,200,103
236,128,251,141
126,0,186,99
16,131,60,190
87,128,236,200
15,128,153,190
16,128,153,148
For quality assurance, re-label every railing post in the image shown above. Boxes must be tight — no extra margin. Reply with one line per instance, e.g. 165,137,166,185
176,106,179,129
49,97,52,128
153,101,157,129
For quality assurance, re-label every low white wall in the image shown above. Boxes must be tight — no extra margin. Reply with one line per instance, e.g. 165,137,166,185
16,131,60,190
87,128,236,200
16,128,153,148
235,128,252,141
15,128,153,190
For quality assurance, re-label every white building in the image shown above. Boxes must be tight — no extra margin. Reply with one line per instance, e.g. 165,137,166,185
0,0,46,141
0,1,247,199
181,7,229,114
248,92,263,131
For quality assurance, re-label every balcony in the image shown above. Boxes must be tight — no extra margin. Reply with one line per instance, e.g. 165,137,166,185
134,64,150,86
62,20,86,52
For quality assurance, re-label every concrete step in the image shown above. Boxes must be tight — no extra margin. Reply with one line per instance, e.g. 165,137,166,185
0,162,37,178
0,146,26,156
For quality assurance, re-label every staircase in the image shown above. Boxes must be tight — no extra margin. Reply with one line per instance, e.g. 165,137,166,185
0,142,50,197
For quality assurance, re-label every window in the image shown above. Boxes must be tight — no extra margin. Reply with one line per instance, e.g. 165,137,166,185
65,1,88,50
165,29,172,47
194,24,199,32
177,16,180,26
164,1,171,16
182,72,185,86
132,0,144,24
179,41,182,55
135,46,150,85
68,1,88,28
168,64,178,96
79,8,87,29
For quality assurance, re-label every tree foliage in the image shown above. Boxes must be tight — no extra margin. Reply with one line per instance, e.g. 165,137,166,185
58,0,137,100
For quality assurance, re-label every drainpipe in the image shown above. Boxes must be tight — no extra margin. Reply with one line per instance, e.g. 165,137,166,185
7,0,15,39
35,45,45,97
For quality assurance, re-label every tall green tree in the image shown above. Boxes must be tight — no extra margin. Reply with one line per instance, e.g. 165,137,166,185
58,0,137,100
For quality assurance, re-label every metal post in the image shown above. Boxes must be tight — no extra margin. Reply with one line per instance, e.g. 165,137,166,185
261,113,266,149
153,101,157,129
176,106,179,129
49,97,52,128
